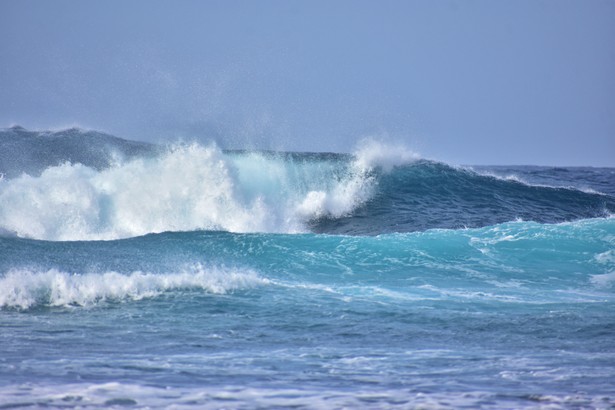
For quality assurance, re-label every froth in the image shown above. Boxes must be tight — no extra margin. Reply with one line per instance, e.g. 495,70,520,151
0,141,410,240
1,381,605,409
0,265,267,309
0,144,283,239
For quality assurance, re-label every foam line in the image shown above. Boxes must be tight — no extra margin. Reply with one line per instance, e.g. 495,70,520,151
0,265,267,309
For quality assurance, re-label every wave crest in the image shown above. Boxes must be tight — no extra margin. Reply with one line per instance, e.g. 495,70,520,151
0,264,267,310
0,142,385,240
0,127,612,239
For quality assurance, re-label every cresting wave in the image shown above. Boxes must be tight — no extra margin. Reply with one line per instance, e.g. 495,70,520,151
0,143,376,240
0,264,266,309
0,126,613,240
0,131,418,240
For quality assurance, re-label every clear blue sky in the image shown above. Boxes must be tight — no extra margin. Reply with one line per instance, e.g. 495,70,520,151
1,0,613,165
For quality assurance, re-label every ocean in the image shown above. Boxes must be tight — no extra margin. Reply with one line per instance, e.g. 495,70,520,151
1,126,614,409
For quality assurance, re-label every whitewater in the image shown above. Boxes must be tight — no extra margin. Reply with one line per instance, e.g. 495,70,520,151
1,126,614,409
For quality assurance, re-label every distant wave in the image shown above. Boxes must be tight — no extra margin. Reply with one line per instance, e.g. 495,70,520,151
470,165,615,197
0,127,613,240
0,125,160,178
0,141,381,240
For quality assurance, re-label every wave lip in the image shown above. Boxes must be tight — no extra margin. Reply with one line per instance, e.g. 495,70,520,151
0,265,266,310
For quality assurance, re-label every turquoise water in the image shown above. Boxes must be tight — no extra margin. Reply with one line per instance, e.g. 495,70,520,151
1,127,614,408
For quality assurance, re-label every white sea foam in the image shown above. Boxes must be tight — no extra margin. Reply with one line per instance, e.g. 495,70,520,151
594,249,615,265
0,141,416,241
0,381,609,409
0,265,267,309
590,271,615,288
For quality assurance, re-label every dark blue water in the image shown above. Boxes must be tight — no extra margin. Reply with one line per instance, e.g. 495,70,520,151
1,127,614,409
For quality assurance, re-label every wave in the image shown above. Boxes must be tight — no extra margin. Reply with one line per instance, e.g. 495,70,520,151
315,161,615,235
0,125,159,179
0,142,382,240
470,165,615,197
0,264,266,309
2,218,614,310
0,127,613,240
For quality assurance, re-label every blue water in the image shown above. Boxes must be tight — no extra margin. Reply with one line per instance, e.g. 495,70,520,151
1,126,614,409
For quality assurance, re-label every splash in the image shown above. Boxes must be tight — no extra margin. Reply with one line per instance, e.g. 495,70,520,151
352,138,419,172
0,264,267,309
1,128,611,240
0,140,414,240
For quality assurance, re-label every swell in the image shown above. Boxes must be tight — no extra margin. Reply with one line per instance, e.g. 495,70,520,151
0,127,613,240
312,161,615,235
2,218,614,309
472,165,615,197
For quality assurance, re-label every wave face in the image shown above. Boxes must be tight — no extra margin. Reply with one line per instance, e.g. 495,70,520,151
312,161,614,235
0,127,613,240
1,127,615,409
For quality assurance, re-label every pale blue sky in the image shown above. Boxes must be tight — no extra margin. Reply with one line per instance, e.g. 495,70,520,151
1,0,614,165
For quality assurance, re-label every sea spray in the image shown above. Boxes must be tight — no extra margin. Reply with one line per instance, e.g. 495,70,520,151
0,140,417,240
0,264,266,309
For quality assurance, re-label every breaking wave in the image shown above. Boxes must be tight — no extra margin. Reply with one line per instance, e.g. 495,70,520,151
0,127,613,240
0,264,266,309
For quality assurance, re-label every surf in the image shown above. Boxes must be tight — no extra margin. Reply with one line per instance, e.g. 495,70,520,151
2,217,613,311
0,128,416,240
0,126,613,241
0,264,266,310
